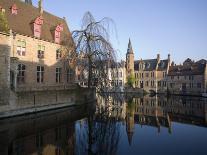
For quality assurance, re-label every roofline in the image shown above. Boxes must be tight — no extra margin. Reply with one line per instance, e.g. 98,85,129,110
0,31,10,36
11,30,67,45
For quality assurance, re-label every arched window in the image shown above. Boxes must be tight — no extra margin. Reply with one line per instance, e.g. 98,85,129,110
17,64,26,84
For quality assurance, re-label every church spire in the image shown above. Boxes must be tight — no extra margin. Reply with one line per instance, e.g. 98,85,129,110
127,38,133,54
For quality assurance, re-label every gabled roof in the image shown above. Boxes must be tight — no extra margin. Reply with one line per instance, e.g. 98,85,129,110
157,59,169,71
196,59,207,65
134,59,158,71
168,63,206,76
0,0,73,45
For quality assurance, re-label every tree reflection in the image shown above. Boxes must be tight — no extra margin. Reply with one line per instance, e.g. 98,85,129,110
76,93,122,155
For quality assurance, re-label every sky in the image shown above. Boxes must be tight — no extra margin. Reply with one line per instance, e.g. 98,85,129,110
33,0,207,64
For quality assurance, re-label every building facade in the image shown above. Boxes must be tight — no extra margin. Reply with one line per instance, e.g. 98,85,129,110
108,61,126,91
126,39,171,93
0,0,75,92
167,58,207,96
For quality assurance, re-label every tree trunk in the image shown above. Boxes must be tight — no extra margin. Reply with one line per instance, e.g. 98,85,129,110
88,57,92,88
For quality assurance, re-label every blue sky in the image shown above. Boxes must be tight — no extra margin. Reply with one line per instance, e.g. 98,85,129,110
33,0,207,63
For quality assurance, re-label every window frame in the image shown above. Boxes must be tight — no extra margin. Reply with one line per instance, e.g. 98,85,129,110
37,66,44,83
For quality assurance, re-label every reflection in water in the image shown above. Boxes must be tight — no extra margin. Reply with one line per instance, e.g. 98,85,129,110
0,93,207,155
0,105,90,155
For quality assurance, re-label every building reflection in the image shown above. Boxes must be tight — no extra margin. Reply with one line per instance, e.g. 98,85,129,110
0,106,88,155
96,94,207,146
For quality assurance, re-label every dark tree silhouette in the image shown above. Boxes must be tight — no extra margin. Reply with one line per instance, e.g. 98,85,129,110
72,12,117,90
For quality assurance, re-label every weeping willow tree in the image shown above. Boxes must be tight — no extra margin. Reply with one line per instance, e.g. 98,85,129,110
72,12,117,90
0,11,9,33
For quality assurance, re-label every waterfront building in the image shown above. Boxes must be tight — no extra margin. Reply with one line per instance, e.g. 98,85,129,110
167,58,207,96
75,53,126,91
108,61,126,91
126,39,171,93
0,0,75,93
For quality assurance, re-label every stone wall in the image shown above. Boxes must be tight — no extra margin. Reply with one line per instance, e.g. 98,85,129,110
11,33,75,91
167,74,205,96
0,33,10,104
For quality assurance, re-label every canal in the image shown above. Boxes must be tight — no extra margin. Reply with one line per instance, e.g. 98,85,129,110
0,93,207,155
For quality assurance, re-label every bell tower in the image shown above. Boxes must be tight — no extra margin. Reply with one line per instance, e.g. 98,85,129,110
126,38,134,77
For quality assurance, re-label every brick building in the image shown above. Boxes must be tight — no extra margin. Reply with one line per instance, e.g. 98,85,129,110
0,0,75,93
126,39,171,93
167,58,207,96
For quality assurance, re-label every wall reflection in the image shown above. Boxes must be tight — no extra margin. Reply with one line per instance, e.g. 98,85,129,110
0,93,207,155
96,94,207,145
0,105,89,155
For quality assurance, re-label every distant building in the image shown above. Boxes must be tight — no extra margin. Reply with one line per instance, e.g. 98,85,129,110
0,0,75,93
167,58,207,96
126,39,171,93
108,61,126,91
75,52,126,91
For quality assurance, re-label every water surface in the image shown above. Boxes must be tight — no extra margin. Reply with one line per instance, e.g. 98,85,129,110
0,93,206,155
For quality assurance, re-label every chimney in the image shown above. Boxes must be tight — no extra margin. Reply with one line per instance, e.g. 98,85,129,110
168,54,170,61
157,54,160,62
38,0,43,15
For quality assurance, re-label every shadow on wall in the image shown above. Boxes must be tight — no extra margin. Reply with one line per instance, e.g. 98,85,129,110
0,44,10,104
10,58,76,92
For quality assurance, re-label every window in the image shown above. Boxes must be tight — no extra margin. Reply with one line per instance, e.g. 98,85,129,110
111,80,114,86
56,50,62,59
189,76,194,80
11,4,18,15
17,40,26,56
37,66,44,83
34,16,43,38
17,64,26,84
197,83,201,88
56,68,62,83
67,68,73,83
38,45,45,59
171,76,174,80
158,81,161,87
146,81,149,87
54,24,63,44
177,76,179,80
119,72,122,78
119,80,122,86
163,72,166,78
146,73,149,78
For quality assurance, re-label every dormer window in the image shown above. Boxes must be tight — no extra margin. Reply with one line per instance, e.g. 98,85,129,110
33,16,44,38
54,24,63,44
11,4,18,15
